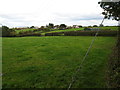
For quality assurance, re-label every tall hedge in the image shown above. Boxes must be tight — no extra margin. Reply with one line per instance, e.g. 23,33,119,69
1,26,16,37
64,31,117,36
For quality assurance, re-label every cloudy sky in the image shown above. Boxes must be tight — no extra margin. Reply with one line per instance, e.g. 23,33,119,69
0,0,118,27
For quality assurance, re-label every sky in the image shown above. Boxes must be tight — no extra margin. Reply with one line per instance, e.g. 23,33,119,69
0,0,118,27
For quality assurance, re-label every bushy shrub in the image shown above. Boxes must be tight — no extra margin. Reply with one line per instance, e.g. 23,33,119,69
45,31,117,36
17,31,41,37
39,26,50,32
59,24,67,30
98,31,117,36
1,26,16,37
64,31,117,36
45,32,64,36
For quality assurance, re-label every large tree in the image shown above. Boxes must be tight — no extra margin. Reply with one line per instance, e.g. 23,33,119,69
1,26,15,37
98,0,120,88
98,1,120,21
48,23,54,29
59,24,67,30
98,1,120,45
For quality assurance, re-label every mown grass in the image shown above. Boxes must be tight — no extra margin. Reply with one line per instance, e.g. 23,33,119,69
2,36,116,88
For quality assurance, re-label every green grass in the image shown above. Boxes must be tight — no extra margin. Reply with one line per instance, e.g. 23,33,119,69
15,29,37,34
92,26,118,31
2,36,116,88
45,28,84,33
15,27,118,36
15,28,84,35
39,27,118,35
38,28,84,35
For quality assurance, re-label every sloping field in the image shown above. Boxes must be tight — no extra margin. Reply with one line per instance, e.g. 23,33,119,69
2,36,116,88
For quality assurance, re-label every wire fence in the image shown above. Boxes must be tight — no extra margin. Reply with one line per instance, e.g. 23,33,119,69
67,17,105,89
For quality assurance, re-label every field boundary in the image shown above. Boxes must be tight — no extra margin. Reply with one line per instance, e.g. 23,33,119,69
45,30,117,36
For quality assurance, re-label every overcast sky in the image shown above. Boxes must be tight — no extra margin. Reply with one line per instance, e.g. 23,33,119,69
0,0,118,27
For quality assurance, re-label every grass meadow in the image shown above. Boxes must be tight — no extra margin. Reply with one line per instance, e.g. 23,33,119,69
15,26,118,36
15,29,36,34
2,36,116,88
92,26,118,31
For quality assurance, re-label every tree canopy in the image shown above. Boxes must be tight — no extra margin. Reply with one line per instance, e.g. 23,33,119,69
59,24,67,30
98,1,120,21
48,23,54,29
1,26,15,37
30,26,35,29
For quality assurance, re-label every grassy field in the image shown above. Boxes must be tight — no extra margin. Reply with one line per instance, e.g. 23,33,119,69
92,26,118,31
15,28,84,35
15,29,37,34
2,36,116,88
40,28,84,35
15,26,118,36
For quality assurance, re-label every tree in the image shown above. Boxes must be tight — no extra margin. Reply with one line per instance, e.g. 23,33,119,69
98,1,120,88
1,26,15,37
48,23,54,29
93,25,98,27
78,25,83,28
98,1,120,21
30,26,35,29
59,24,67,30
40,26,50,32
98,1,120,43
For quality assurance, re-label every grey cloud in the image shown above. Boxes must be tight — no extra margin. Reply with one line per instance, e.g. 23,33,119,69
70,16,103,21
54,12,103,21
0,14,35,27
0,14,31,22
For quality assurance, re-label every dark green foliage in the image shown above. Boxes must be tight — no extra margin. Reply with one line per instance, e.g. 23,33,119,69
2,26,10,36
30,26,35,29
18,31,41,37
93,25,98,27
45,32,64,36
45,30,117,36
98,1,120,21
64,31,117,36
1,26,16,37
48,23,54,29
98,1,120,88
78,25,83,28
59,24,67,30
107,46,120,88
40,26,50,32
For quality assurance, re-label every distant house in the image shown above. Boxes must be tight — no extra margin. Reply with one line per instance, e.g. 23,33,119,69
54,25,59,29
73,25,80,28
